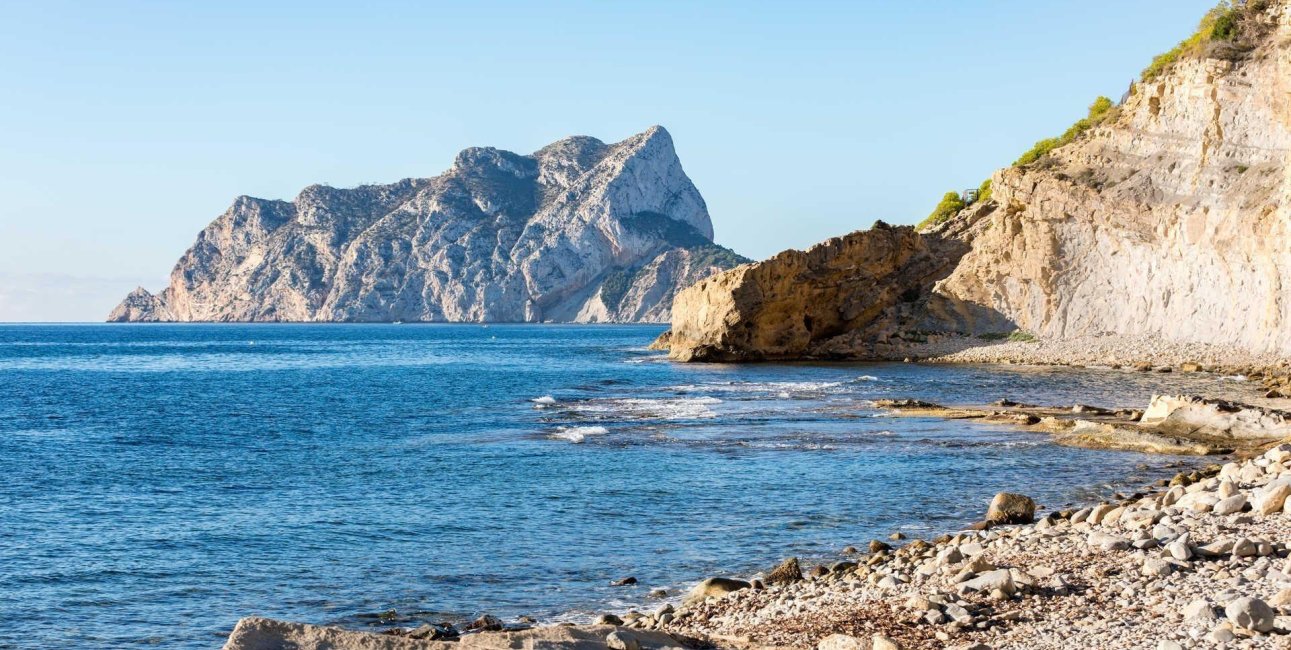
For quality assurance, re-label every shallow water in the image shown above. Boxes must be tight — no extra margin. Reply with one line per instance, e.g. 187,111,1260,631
0,324,1259,649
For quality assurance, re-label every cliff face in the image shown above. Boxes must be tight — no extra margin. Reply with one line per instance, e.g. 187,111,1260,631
109,126,745,323
932,3,1291,353
663,1,1291,361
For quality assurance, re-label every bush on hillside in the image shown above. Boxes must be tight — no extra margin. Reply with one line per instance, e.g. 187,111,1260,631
917,191,966,230
1142,1,1244,81
1014,96,1117,167
976,179,993,204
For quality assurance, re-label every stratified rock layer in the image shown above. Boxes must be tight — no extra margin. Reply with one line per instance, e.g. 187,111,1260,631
663,1,1291,361
109,126,745,323
933,2,1291,354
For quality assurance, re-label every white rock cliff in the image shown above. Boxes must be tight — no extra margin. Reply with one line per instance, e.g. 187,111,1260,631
661,1,1291,361
109,126,745,323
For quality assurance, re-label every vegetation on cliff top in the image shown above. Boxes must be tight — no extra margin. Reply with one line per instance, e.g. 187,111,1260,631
915,1,1262,233
1014,96,1116,167
917,178,993,231
1141,0,1253,81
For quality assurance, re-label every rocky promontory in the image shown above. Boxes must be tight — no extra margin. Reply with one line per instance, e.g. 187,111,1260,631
657,0,1291,364
109,126,746,323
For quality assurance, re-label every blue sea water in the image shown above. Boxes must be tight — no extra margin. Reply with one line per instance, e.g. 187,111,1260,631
0,324,1259,649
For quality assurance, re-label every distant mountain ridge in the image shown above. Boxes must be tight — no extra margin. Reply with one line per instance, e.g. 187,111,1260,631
109,126,746,323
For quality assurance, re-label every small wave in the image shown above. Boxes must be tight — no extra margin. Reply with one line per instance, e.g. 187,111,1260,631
912,438,1043,449
741,441,837,451
531,395,557,407
550,426,609,443
669,381,844,396
558,396,722,421
855,375,879,381
1219,375,1248,382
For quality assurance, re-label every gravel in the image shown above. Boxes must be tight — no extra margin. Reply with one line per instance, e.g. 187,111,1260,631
657,446,1291,649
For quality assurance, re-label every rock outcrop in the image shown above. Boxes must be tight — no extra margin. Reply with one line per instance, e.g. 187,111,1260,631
109,126,745,323
662,222,968,361
660,1,1291,361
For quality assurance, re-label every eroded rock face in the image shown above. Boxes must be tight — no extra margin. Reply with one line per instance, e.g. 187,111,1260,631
935,2,1291,351
109,126,745,323
662,2,1291,361
1141,395,1291,440
662,222,968,361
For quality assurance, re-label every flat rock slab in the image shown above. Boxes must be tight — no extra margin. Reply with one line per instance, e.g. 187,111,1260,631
222,618,694,650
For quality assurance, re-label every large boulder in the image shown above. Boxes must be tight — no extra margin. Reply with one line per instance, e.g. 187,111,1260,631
660,222,970,362
1224,597,1275,632
985,492,1036,524
765,556,803,585
682,577,752,605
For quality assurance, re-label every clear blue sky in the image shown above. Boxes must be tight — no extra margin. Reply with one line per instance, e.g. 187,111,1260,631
0,0,1217,321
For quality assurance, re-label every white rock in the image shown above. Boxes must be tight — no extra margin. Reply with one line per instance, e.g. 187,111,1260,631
1087,531,1130,551
817,633,871,650
1184,598,1218,622
1256,483,1291,514
606,631,640,650
1212,494,1247,515
1218,480,1238,498
871,635,901,650
1232,538,1258,557
1141,558,1172,577
1224,597,1275,632
958,569,1016,595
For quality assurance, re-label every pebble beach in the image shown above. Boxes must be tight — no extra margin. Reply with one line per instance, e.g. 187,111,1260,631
654,448,1291,650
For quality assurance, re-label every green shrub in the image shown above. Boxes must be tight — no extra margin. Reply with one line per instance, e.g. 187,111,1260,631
689,243,749,268
1013,96,1117,167
1142,1,1241,81
976,179,993,204
917,191,966,230
1007,331,1037,343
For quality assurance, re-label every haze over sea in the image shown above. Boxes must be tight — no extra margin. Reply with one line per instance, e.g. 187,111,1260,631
0,324,1256,649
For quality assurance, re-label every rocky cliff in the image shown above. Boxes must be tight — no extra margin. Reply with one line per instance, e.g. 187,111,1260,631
109,126,745,323
661,0,1291,361
660,222,968,361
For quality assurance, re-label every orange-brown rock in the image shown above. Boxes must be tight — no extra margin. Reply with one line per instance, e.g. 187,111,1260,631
660,222,966,362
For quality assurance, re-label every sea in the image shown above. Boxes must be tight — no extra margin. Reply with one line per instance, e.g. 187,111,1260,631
0,324,1260,649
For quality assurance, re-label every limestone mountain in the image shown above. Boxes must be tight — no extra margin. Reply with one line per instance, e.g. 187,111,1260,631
659,1,1291,361
109,126,746,323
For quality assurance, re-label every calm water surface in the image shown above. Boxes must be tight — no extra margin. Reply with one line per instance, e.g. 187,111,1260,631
0,325,1261,649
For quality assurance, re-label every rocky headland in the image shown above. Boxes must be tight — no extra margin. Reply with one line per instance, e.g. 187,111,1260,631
109,126,745,323
654,0,1291,368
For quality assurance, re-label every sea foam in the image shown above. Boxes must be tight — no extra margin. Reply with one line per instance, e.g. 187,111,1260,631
551,426,610,443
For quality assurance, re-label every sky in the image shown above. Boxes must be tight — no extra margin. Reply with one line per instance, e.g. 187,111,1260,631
0,0,1218,321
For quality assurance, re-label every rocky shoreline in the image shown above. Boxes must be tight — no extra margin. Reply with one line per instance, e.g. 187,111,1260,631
220,371,1291,650
222,446,1291,650
897,335,1291,388
653,446,1291,649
